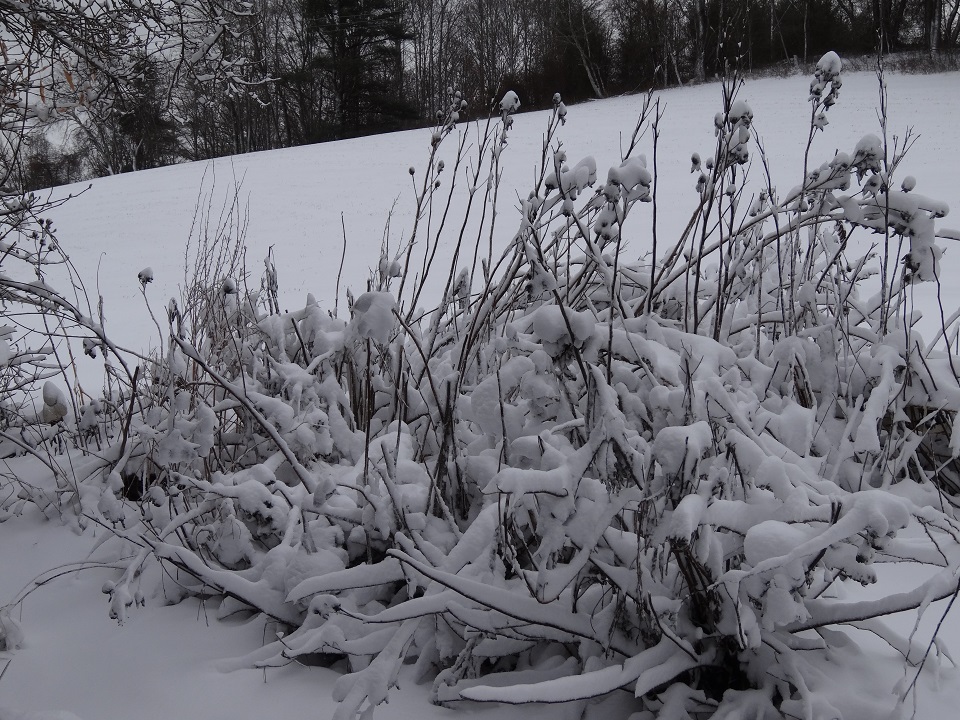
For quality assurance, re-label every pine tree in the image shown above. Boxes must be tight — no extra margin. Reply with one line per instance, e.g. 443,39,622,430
302,0,417,137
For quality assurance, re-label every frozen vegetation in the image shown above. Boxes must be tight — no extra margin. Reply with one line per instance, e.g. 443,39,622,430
4,58,960,720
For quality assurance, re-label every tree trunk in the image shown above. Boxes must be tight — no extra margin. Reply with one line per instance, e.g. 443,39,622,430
694,0,707,82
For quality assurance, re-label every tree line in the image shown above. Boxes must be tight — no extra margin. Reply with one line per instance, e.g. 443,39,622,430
14,0,960,189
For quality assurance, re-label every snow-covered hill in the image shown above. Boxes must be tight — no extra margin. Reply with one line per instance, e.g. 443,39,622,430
46,71,960,364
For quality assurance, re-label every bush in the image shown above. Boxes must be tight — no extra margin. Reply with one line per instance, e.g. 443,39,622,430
4,54,960,719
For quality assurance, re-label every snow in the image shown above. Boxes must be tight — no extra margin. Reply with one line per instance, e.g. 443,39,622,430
458,637,700,704
531,305,593,346
26,71,958,392
4,68,960,719
0,509,551,720
39,382,68,425
5,511,958,719
349,291,397,343
499,90,520,115
728,98,753,123
817,51,844,77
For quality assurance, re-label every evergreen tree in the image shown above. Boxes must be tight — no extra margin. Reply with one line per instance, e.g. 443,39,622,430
302,0,417,137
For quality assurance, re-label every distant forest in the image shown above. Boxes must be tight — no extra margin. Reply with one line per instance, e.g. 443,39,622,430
20,0,960,188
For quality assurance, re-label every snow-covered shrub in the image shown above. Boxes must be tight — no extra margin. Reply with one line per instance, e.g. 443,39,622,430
5,54,960,720
0,185,142,524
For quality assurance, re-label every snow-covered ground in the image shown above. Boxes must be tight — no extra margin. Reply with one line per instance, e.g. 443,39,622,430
5,504,960,720
0,507,641,719
41,71,960,374
3,68,960,719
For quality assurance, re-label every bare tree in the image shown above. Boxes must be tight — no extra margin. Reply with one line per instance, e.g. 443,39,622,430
556,0,610,98
451,0,530,105
407,0,457,118
1,0,257,190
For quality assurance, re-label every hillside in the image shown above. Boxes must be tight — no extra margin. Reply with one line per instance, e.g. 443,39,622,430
46,71,960,362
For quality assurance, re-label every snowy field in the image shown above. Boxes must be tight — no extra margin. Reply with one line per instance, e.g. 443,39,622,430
3,68,960,719
37,70,960,372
